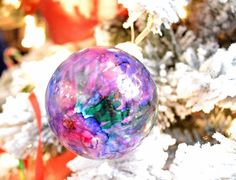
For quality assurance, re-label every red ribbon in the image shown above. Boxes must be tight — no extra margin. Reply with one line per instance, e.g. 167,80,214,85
29,92,44,180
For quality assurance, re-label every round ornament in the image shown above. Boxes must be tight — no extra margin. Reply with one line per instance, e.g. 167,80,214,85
45,47,157,159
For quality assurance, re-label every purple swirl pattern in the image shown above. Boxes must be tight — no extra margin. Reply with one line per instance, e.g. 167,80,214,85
45,47,157,159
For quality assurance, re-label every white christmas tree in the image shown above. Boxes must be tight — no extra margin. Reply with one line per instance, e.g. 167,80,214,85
0,0,236,179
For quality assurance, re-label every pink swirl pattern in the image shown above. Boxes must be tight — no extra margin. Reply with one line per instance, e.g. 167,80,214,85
46,47,157,159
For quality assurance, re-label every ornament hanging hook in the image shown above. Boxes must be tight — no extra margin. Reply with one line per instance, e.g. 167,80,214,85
134,15,155,45
131,23,135,43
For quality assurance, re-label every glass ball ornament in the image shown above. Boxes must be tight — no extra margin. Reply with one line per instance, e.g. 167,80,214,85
45,47,157,159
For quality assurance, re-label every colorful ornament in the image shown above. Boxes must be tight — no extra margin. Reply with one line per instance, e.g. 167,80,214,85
45,47,157,159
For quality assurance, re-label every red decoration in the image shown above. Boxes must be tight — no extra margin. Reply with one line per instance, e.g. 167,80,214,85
0,148,5,154
39,0,98,44
20,0,41,14
44,151,76,180
29,92,44,180
20,0,127,44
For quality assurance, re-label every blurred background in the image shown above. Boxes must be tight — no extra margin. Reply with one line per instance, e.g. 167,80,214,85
0,0,236,179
